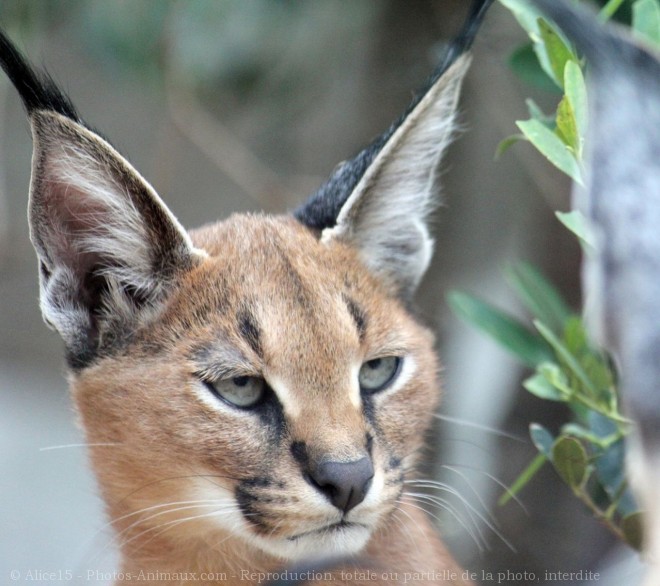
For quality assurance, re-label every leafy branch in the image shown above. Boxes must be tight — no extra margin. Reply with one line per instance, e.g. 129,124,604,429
448,0,660,550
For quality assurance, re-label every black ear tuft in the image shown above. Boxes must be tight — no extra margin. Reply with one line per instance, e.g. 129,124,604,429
0,29,80,121
294,0,494,232
0,28,202,370
294,135,390,232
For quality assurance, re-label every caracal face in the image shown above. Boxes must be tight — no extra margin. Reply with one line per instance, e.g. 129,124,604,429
74,215,439,560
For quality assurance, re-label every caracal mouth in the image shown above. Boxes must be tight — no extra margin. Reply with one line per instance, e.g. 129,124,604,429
250,520,373,561
286,520,369,542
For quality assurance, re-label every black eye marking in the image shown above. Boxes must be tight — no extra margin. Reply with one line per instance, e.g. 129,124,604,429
290,441,309,465
366,433,374,455
197,372,285,442
361,394,379,432
343,295,367,341
237,309,263,359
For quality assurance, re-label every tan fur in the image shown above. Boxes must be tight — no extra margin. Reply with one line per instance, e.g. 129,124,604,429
69,216,471,585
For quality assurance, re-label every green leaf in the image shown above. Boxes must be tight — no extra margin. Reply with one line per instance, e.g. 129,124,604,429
617,491,641,518
582,353,616,404
447,291,554,367
530,423,555,457
498,0,555,80
564,61,588,140
495,134,526,159
537,18,576,87
588,410,619,439
534,320,599,396
539,362,574,395
517,119,583,183
563,316,589,356
622,512,644,551
632,0,660,47
563,319,617,408
505,263,572,333
556,210,595,252
498,452,547,506
556,95,580,155
552,436,588,489
594,436,627,499
524,372,567,401
561,423,605,446
599,0,629,21
508,42,561,92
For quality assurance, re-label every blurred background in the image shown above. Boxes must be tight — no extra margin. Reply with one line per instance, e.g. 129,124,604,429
0,1,646,584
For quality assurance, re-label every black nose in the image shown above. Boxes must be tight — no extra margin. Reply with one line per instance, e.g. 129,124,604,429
307,457,374,513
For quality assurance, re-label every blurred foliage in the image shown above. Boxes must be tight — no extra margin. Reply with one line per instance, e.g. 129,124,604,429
451,0,660,550
0,0,376,95
449,265,642,549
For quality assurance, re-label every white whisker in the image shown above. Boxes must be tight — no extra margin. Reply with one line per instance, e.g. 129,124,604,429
389,508,419,551
434,413,524,442
118,506,241,551
39,442,120,451
442,464,529,515
403,491,485,552
87,500,239,565
393,499,426,555
114,502,238,543
439,466,499,527
405,479,517,553
108,499,233,530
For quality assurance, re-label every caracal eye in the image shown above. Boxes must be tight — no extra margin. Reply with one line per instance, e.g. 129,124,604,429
205,376,266,409
358,356,402,393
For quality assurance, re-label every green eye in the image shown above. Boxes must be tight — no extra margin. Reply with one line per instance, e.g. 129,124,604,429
205,376,266,409
358,356,402,393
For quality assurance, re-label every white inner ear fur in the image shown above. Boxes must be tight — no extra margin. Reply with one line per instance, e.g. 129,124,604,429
48,143,157,291
322,55,470,294
32,111,206,272
29,111,207,345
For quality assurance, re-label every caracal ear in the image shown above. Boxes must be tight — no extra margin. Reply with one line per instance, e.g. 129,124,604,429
296,55,470,299
0,30,204,368
29,111,203,368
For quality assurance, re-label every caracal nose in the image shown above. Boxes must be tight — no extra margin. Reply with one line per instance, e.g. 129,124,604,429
308,456,374,513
